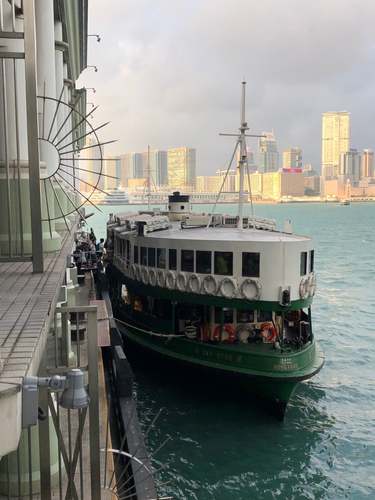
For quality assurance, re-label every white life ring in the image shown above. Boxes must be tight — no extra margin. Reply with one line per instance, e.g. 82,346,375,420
241,278,261,300
131,264,137,280
299,277,309,299
149,268,157,287
202,275,217,295
141,267,149,285
184,324,197,339
165,270,176,289
219,277,237,298
157,269,165,288
308,272,317,297
188,274,201,294
176,272,187,292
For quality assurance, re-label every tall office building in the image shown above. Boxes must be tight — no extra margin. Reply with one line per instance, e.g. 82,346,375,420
259,132,279,173
103,156,120,190
80,137,104,192
282,147,302,169
339,149,361,184
216,169,236,192
321,111,350,179
167,147,196,189
119,153,132,187
361,149,374,179
141,149,168,187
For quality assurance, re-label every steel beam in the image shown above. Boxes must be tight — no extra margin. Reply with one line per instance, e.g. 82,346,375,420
23,0,44,273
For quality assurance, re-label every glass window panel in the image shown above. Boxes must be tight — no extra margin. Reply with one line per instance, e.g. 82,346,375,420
133,245,138,264
157,248,166,269
141,247,147,266
169,249,177,270
148,247,156,267
196,251,211,274
181,250,194,272
237,310,255,323
310,250,314,272
300,252,308,276
258,310,272,322
214,251,233,275
242,252,260,277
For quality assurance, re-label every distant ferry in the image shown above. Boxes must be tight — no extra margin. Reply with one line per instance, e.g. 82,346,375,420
90,188,129,205
105,84,324,419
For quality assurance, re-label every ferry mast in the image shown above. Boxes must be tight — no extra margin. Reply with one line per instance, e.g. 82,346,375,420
220,81,265,229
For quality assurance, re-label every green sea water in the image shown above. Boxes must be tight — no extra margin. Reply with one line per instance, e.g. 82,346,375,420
90,202,375,500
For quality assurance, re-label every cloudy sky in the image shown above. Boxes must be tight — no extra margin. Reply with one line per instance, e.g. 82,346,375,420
78,0,375,174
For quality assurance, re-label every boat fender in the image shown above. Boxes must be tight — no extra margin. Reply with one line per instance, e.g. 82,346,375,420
213,324,236,343
299,277,309,299
202,275,218,295
260,322,277,343
241,278,261,300
165,270,176,289
141,267,149,285
188,274,201,294
176,272,187,292
219,278,237,299
157,270,165,287
149,268,157,287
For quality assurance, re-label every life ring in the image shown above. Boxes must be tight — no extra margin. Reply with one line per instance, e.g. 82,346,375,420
157,269,165,288
165,270,176,289
141,267,149,285
185,324,197,339
202,275,217,295
176,272,187,292
241,278,261,300
188,274,201,294
308,272,317,297
213,324,236,343
236,324,253,343
260,322,277,343
149,268,157,287
219,278,237,298
131,264,137,280
299,277,309,299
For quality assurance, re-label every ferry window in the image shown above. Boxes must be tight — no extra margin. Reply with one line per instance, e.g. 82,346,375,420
310,250,314,272
157,248,166,269
196,251,211,274
242,252,260,277
300,252,308,276
141,247,147,266
258,310,272,322
223,308,233,323
181,205,185,210
148,247,156,267
133,245,138,264
169,249,177,270
181,250,194,272
238,310,255,323
214,251,233,275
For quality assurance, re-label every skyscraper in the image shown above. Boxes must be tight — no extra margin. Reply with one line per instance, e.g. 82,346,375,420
167,147,196,189
259,132,279,173
141,149,168,187
339,149,361,185
321,111,350,179
282,147,302,170
361,149,374,179
103,156,120,190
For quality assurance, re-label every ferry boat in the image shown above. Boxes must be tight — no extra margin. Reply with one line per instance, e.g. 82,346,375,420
105,83,324,418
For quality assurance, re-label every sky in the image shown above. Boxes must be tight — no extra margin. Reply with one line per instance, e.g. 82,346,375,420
78,0,375,175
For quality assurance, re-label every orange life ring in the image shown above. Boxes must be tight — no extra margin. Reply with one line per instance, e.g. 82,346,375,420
260,322,277,343
213,324,236,343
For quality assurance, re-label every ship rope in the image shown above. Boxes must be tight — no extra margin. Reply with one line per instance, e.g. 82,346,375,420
115,317,185,338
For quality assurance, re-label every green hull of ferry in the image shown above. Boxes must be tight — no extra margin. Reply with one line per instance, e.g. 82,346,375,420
108,270,324,419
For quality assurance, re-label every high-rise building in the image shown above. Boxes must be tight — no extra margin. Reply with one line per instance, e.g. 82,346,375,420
80,137,104,192
119,153,132,187
167,147,196,189
259,132,279,173
361,149,374,179
339,149,361,185
216,169,236,192
141,149,168,187
282,147,302,169
103,156,120,190
321,111,350,179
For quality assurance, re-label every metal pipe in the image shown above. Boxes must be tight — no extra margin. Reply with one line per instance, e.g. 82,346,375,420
13,58,24,255
1,58,12,256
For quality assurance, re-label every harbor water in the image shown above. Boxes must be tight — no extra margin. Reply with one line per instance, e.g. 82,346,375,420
91,202,375,500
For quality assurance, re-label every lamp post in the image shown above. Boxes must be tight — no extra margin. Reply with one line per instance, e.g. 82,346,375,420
88,34,101,43
86,65,98,72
